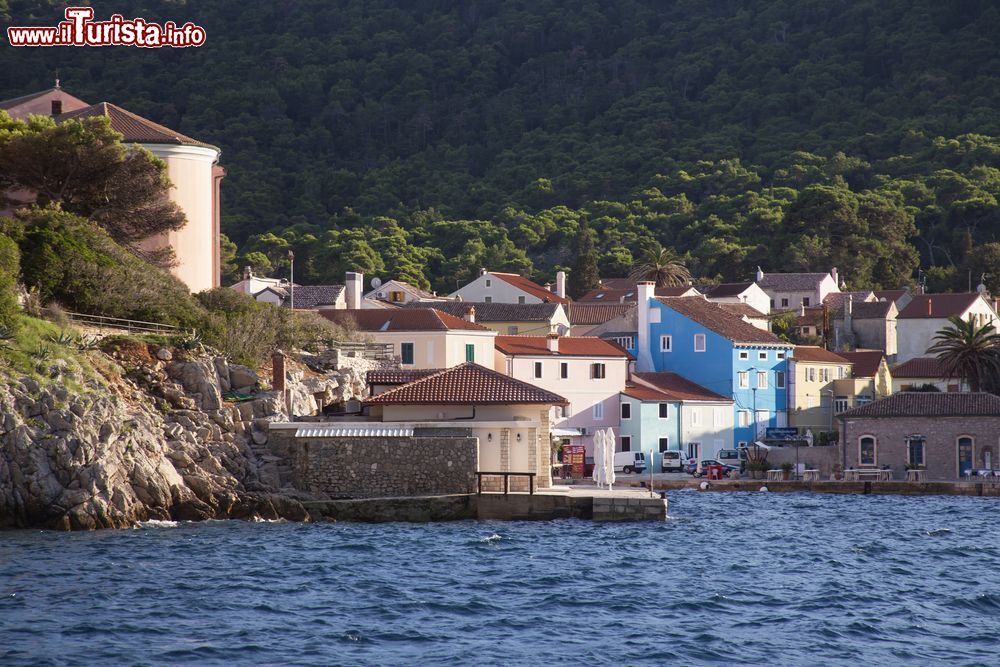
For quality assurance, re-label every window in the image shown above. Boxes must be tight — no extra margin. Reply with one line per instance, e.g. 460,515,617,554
803,297,810,306
389,290,405,302
560,362,568,379
859,436,876,466
507,326,519,335
694,333,706,352
758,351,768,361
834,396,848,413
613,336,633,350
776,371,786,389
770,299,775,308
739,351,749,360
738,441,748,448
660,335,672,352
738,410,750,427
621,402,632,420
485,279,492,287
465,344,475,362
907,437,925,466
518,295,526,304
534,361,542,378
401,342,414,365
484,296,492,303
620,436,631,452
658,437,670,452
593,402,604,420
738,371,749,389
857,395,872,406
690,410,701,426
781,298,789,307
757,371,768,388
659,403,669,419
777,351,786,360
591,363,606,379
820,368,830,383
948,384,960,393
806,368,816,382
687,442,701,460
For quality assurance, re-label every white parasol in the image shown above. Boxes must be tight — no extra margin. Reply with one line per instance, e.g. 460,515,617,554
592,430,605,487
604,427,616,490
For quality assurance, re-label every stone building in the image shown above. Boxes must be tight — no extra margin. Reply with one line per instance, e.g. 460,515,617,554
839,393,1000,479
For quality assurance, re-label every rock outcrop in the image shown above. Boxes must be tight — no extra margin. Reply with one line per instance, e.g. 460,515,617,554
0,342,380,530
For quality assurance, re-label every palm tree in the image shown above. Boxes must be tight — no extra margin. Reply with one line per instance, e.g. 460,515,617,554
927,315,1000,392
628,246,692,287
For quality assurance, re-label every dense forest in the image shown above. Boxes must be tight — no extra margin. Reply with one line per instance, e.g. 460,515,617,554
3,0,1000,293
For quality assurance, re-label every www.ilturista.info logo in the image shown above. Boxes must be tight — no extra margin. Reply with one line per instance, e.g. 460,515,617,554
6,7,206,48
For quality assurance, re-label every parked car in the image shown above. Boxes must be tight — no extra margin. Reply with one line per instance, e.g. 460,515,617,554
686,458,740,477
661,450,687,473
716,449,746,471
614,451,647,474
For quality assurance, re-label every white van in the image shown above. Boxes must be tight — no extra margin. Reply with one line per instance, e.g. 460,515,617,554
661,450,686,472
716,449,746,470
614,451,647,474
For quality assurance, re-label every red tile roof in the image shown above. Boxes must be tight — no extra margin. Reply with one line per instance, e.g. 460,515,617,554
793,346,851,364
717,303,767,318
622,386,674,401
836,351,885,378
57,102,214,148
568,303,633,325
366,369,439,385
891,357,953,379
364,363,568,405
697,282,755,298
840,392,1000,418
897,293,983,319
631,372,732,402
578,285,695,302
491,273,568,304
320,308,492,332
658,297,789,346
874,289,909,304
494,335,631,358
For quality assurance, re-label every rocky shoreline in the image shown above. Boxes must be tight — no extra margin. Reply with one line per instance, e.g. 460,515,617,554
0,341,375,530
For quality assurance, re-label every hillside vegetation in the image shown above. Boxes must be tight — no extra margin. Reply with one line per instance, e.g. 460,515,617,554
3,0,1000,291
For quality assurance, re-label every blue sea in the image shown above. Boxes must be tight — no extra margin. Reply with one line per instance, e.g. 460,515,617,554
2,491,999,666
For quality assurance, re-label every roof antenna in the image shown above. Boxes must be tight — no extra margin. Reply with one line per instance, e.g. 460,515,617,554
54,70,60,89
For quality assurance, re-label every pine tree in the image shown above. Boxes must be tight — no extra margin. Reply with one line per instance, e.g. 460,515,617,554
569,224,600,300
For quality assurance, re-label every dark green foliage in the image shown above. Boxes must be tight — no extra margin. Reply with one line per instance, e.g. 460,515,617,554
4,1,1000,290
928,315,1000,393
15,208,207,328
569,225,600,299
0,233,20,327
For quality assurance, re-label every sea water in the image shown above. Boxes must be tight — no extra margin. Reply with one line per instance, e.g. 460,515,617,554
2,492,999,666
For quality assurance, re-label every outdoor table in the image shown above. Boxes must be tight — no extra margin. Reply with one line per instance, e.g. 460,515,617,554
766,469,783,481
906,469,926,482
856,468,884,480
844,469,859,481
802,469,820,481
879,469,893,481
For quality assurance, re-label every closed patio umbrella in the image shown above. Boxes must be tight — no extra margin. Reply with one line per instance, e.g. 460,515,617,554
592,430,605,487
604,427,616,490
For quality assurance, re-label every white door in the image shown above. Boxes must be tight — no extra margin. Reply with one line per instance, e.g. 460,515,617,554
755,411,769,437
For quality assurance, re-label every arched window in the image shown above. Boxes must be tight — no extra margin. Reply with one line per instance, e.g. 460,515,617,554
859,436,876,467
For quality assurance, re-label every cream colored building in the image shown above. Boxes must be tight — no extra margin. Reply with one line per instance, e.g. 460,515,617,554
404,302,570,336
450,269,568,304
787,346,855,434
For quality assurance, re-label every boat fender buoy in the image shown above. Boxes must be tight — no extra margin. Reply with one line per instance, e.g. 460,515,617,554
759,485,769,492
699,481,709,490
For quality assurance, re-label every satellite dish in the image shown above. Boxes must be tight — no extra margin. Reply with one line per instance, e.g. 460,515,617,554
371,277,383,289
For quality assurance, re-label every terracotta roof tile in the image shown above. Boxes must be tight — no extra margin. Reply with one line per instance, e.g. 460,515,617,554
840,392,1000,418
697,282,755,298
631,372,732,402
366,369,439,385
891,357,952,379
568,303,634,325
402,301,561,322
320,308,492,332
364,363,568,405
57,102,214,148
657,297,789,346
0,88,58,109
836,351,885,378
874,289,909,303
757,272,833,291
622,386,674,401
793,346,851,364
494,335,631,358
717,303,766,318
578,285,695,302
491,273,568,304
897,293,984,319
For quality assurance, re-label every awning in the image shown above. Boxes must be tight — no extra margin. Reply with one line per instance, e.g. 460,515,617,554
551,427,583,437
295,426,414,438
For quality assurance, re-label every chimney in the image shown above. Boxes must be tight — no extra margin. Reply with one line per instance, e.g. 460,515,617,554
464,305,476,323
555,271,567,299
844,295,853,328
831,267,839,286
51,99,62,116
927,298,932,317
243,266,253,281
547,332,559,353
346,271,363,310
271,350,286,393
480,267,488,276
756,266,764,282
635,281,656,372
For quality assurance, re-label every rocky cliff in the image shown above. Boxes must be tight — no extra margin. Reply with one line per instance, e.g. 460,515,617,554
0,340,376,530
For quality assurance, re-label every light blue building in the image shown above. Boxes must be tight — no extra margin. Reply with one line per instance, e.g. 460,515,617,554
635,284,793,447
617,372,734,468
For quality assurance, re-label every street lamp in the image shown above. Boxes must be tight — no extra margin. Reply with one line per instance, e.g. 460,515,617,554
287,250,295,310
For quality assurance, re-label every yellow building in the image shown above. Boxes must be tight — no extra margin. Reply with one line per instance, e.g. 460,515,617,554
787,346,854,435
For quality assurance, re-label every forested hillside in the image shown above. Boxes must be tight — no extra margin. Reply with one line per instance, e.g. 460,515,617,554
3,0,1000,293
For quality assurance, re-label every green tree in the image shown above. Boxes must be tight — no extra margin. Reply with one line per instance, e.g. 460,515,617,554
569,224,600,299
927,315,1000,393
0,233,20,327
628,245,692,287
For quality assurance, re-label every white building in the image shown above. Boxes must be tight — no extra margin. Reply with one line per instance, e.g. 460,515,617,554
756,268,841,313
697,282,771,315
895,293,999,364
364,279,445,305
450,269,568,305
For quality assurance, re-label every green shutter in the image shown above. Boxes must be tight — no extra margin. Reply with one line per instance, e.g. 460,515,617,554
465,344,475,362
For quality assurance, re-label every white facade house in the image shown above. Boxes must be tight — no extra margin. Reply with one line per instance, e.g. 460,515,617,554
364,279,444,304
895,293,999,363
494,334,629,459
450,270,568,305
756,268,841,313
698,282,771,315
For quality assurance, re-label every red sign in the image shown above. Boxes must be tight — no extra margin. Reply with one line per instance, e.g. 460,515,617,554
563,445,586,479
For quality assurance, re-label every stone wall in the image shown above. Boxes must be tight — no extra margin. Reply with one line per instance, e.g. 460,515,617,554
765,445,842,478
273,431,478,498
843,416,1000,480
